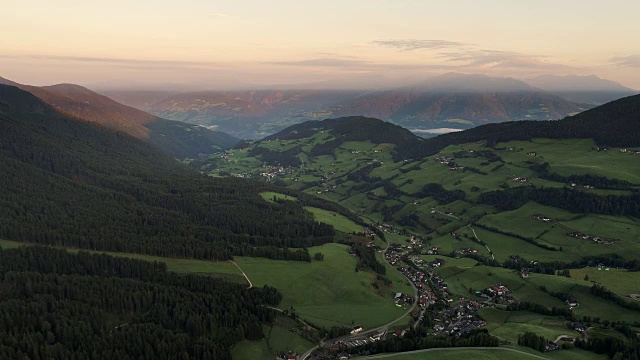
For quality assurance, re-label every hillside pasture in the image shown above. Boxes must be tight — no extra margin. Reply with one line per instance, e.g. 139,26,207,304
305,206,363,234
234,243,406,329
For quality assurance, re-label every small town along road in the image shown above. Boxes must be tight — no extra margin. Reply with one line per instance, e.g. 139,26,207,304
230,260,253,289
356,346,549,360
300,238,424,360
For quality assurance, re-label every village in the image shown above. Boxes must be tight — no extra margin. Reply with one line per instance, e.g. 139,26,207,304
569,231,616,245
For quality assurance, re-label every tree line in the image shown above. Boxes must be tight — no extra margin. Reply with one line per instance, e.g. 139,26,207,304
0,245,282,360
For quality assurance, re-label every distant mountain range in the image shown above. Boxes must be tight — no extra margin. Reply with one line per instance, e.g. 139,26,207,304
248,91,640,162
526,74,637,105
0,77,239,158
102,89,363,139
99,73,618,139
333,73,587,131
417,93,640,156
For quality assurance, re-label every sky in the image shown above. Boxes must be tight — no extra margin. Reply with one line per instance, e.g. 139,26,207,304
2,0,640,90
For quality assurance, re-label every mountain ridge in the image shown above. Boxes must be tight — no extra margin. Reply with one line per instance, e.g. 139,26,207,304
0,83,337,261
0,77,240,158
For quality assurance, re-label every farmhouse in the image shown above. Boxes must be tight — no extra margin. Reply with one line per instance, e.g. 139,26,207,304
572,322,586,333
433,258,446,267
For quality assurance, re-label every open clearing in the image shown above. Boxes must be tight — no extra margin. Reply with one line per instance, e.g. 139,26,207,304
0,239,245,282
260,191,298,202
305,206,363,234
235,243,406,329
231,322,314,360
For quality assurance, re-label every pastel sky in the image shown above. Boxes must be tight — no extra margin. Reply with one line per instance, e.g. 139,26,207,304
2,0,640,89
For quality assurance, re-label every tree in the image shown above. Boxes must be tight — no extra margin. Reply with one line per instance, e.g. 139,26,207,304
584,274,590,281
314,252,324,261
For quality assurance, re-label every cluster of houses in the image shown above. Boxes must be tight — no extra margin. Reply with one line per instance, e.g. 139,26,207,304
395,265,434,310
456,247,479,255
569,183,594,189
394,292,413,306
532,214,554,222
475,284,514,303
435,156,454,165
569,231,615,245
328,330,385,353
276,352,300,360
432,300,486,336
620,148,640,155
259,164,298,180
545,342,560,352
435,156,465,171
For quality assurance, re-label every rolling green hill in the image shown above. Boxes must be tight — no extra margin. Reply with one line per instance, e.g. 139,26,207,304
200,101,640,358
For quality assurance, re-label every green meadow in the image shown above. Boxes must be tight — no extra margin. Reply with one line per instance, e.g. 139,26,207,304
305,206,363,233
235,243,407,329
0,239,245,282
358,348,606,360
260,191,298,202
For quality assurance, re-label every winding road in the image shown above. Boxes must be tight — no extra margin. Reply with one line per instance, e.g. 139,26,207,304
356,346,549,359
230,260,253,289
300,238,424,360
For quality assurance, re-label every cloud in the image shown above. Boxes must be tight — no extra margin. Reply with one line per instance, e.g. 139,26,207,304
372,38,575,72
267,57,371,67
265,57,462,73
610,55,640,68
438,49,576,71
373,39,468,51
0,54,231,71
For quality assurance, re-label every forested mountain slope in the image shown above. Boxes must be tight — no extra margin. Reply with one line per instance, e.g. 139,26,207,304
0,84,336,261
0,245,281,360
419,93,640,156
0,77,239,158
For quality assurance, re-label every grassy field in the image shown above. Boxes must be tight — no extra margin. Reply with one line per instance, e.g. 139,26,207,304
358,347,605,359
235,243,406,329
526,273,640,323
0,239,246,282
496,139,640,184
434,261,564,308
305,206,363,234
231,317,316,360
480,309,571,344
569,267,640,296
260,191,298,202
459,226,572,263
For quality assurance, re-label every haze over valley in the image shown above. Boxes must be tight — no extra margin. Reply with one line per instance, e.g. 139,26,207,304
2,1,640,360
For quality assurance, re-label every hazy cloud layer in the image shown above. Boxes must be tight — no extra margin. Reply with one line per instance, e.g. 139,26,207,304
0,54,231,71
610,55,640,67
372,39,468,51
372,38,575,72
267,58,372,67
265,57,458,72
440,49,575,71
